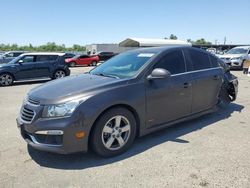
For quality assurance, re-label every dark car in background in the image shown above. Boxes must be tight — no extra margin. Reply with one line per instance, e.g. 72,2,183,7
0,52,70,86
0,51,26,64
17,46,238,157
97,51,116,61
62,53,75,60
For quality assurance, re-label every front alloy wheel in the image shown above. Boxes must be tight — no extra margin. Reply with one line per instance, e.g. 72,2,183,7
102,116,131,151
0,73,14,86
91,108,136,157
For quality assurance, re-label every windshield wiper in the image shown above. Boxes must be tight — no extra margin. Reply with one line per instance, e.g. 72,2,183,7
92,73,119,79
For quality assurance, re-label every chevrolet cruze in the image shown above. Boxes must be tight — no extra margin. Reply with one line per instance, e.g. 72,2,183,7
17,46,238,157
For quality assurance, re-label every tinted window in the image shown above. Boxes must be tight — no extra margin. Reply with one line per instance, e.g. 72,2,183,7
36,55,58,62
64,53,75,58
13,53,22,57
80,55,89,58
209,55,219,67
5,53,14,57
21,55,35,63
189,49,211,70
154,50,186,74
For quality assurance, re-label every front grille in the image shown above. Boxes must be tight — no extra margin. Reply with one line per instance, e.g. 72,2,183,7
28,98,39,105
21,107,35,123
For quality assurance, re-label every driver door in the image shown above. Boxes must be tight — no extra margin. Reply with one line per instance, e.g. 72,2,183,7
15,55,37,80
145,50,192,128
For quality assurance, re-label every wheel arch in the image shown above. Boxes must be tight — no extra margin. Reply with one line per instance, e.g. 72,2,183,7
0,71,16,81
88,103,141,149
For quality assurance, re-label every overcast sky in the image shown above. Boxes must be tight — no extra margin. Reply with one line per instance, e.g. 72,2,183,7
0,0,249,46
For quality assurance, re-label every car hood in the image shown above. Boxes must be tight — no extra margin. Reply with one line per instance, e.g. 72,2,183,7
218,54,244,59
0,63,14,67
28,74,124,105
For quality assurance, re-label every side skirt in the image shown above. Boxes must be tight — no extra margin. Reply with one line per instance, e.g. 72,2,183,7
139,107,217,137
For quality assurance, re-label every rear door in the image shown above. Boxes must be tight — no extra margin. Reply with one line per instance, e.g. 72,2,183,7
146,49,192,127
35,55,58,77
184,48,223,113
15,55,37,79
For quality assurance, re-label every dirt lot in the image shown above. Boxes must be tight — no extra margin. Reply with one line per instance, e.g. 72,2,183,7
0,68,249,188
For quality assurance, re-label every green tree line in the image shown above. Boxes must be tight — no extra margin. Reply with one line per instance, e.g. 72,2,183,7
165,34,212,45
0,42,86,52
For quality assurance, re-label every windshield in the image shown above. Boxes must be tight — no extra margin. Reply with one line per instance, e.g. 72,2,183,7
226,48,248,54
90,51,155,78
8,56,22,64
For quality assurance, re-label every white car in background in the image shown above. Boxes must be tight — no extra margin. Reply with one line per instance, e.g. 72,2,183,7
218,46,250,69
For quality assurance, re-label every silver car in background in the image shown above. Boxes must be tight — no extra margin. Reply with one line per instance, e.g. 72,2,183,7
218,46,250,69
0,51,26,64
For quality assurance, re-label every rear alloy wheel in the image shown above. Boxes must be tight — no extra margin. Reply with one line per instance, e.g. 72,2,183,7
91,61,97,66
70,62,76,67
91,108,136,157
217,83,231,108
54,70,66,79
0,73,14,86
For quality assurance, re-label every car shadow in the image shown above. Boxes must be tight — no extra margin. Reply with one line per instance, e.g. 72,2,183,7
28,103,244,170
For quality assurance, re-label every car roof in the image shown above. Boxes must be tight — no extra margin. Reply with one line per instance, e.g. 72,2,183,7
20,52,66,56
234,46,250,49
128,45,192,54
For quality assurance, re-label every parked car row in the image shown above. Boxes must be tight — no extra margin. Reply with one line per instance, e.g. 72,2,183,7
0,52,71,86
0,50,117,86
65,52,117,67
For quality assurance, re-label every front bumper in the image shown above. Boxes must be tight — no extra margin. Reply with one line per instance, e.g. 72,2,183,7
17,104,88,154
223,60,243,69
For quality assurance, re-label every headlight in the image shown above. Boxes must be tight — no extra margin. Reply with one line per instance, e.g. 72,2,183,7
42,97,90,118
231,57,242,60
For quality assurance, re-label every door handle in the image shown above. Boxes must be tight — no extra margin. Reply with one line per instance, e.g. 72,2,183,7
183,82,191,88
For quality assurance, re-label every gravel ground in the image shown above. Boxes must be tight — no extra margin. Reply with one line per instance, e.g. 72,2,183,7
0,68,249,188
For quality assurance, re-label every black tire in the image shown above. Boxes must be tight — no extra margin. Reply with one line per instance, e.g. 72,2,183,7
70,62,76,67
217,83,231,108
91,61,97,66
53,70,66,79
91,107,137,157
0,73,14,86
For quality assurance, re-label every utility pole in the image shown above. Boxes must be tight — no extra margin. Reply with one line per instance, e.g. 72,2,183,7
224,37,226,45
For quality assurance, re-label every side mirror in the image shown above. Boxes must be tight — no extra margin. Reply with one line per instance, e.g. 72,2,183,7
18,60,24,64
147,68,171,80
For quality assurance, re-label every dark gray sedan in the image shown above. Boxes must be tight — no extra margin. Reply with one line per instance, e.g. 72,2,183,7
17,46,238,157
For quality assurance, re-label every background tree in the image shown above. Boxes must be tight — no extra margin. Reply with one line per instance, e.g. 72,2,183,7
194,38,212,45
169,34,178,40
0,43,86,52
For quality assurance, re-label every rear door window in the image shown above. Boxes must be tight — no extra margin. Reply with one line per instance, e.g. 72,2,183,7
154,50,186,75
188,49,211,70
36,55,58,62
209,55,219,67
